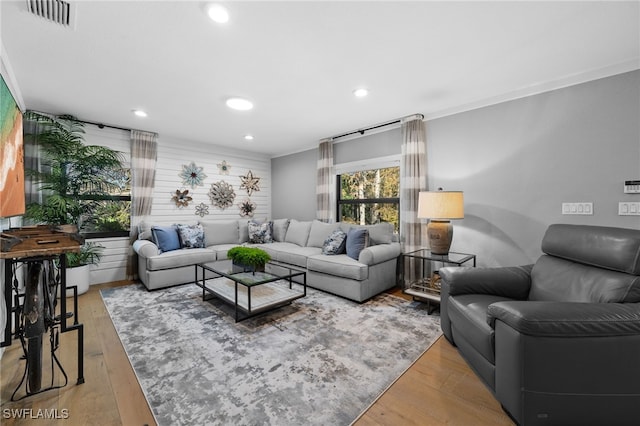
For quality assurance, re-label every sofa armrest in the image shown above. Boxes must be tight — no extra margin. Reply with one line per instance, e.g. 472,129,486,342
439,264,533,299
488,301,640,337
133,239,160,258
359,243,401,266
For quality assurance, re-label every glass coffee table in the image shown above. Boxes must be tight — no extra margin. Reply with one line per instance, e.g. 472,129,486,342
195,259,306,322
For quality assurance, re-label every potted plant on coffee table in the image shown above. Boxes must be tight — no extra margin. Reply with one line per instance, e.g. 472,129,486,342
23,111,125,296
227,246,271,273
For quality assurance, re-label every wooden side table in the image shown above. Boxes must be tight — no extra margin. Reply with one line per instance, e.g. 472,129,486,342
401,249,476,314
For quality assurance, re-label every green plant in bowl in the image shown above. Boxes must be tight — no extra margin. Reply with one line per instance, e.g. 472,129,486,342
227,246,271,272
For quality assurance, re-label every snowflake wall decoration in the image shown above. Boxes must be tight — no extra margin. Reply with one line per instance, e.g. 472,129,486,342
195,202,210,217
217,160,231,175
171,189,193,208
179,162,207,188
238,198,257,217
239,170,261,196
208,180,236,210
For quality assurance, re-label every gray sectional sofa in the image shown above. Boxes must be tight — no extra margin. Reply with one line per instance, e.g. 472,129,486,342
132,218,401,302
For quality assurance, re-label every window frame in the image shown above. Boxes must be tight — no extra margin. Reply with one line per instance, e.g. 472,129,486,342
335,155,400,231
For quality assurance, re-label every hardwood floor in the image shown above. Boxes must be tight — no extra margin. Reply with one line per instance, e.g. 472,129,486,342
1,282,513,425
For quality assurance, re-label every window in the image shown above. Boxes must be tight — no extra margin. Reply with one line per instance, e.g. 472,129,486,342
79,168,131,238
337,165,400,232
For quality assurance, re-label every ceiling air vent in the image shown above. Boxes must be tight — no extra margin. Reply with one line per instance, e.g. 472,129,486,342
26,0,75,28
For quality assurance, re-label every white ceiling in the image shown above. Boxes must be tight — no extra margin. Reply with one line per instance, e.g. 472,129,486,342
2,1,639,157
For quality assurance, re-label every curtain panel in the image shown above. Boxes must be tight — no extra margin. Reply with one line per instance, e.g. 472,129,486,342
127,130,158,279
400,118,428,284
316,139,335,222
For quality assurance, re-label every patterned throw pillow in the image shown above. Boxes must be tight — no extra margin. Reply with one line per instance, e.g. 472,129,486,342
322,229,347,255
176,224,205,249
248,220,273,244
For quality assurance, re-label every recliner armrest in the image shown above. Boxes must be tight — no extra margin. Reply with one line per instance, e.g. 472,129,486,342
488,301,640,337
439,264,533,299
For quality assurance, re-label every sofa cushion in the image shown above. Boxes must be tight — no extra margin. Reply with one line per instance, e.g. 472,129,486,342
146,248,215,271
339,222,394,245
199,220,239,246
176,224,205,249
307,254,368,281
346,228,368,260
272,219,290,242
307,220,340,248
151,225,181,253
248,220,273,243
284,220,312,246
447,294,515,364
257,242,320,268
322,229,347,255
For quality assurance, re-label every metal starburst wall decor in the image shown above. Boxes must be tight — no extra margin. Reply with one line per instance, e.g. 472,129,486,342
238,198,257,217
208,180,236,210
195,202,210,217
239,170,261,196
172,189,193,208
217,160,231,175
179,162,207,188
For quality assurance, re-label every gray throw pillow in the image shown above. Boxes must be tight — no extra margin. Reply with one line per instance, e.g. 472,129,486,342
346,228,369,260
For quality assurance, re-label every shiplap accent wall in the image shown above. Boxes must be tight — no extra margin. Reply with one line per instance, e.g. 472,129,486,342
149,136,271,226
83,128,271,285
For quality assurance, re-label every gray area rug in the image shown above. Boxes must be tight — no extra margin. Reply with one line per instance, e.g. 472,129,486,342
101,283,441,426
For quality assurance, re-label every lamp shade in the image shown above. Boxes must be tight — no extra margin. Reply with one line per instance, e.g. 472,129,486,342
417,191,464,220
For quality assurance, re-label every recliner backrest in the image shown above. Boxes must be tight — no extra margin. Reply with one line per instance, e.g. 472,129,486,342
528,224,640,303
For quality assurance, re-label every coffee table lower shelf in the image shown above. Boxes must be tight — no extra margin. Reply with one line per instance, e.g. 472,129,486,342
196,260,307,322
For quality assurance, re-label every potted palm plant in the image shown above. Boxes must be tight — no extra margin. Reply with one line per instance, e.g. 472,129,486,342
23,111,125,296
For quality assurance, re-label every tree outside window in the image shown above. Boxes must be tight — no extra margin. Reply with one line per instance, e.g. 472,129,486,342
337,166,399,232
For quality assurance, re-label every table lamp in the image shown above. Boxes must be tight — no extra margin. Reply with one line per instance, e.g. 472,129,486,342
417,190,464,255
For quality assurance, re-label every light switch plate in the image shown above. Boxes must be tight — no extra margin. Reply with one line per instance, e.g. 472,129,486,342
562,202,593,215
619,202,640,215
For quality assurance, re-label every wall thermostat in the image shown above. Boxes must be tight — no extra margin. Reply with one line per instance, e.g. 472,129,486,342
624,180,640,194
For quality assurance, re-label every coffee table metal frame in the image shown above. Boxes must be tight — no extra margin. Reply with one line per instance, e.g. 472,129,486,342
195,259,306,322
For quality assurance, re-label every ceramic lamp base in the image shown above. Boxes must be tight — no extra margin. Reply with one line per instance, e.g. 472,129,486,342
427,220,453,255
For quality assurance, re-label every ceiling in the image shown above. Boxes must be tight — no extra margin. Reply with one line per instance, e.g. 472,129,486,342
2,1,639,157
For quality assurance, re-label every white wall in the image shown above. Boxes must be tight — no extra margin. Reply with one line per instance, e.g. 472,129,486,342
271,70,640,268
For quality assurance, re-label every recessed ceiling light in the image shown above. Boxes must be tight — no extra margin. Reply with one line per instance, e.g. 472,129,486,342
353,88,369,98
244,135,254,141
132,109,147,117
207,3,229,23
226,97,254,111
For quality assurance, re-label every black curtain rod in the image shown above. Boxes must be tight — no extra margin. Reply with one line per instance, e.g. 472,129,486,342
329,113,424,141
331,120,401,140
79,119,131,132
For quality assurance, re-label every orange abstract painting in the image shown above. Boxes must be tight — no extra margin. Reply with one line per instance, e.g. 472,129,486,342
0,74,25,218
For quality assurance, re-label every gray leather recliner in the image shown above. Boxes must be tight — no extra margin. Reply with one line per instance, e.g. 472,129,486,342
439,224,640,426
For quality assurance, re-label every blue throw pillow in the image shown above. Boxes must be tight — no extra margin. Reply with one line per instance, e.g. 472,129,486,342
151,225,181,253
322,229,347,255
346,228,368,260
